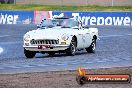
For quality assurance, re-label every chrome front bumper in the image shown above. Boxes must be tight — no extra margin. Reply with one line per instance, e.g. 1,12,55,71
23,44,69,51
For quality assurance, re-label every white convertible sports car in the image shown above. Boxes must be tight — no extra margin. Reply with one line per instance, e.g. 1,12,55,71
23,18,98,58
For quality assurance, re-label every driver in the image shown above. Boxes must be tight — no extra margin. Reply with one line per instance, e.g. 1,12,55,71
78,18,83,29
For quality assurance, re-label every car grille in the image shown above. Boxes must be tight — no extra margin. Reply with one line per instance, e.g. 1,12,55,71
30,39,59,45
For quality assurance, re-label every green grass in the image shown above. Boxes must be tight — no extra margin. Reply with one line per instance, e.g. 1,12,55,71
0,4,132,11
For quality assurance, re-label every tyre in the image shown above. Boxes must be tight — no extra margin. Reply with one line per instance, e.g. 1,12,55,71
0,0,5,4
86,38,96,53
48,52,55,56
24,48,36,58
76,76,87,85
7,0,13,4
1,0,8,4
66,37,77,56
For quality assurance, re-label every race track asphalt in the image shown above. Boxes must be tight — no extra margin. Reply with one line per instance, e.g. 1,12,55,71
0,24,132,74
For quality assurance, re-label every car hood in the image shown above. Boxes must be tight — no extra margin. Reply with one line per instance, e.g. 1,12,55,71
25,28,76,40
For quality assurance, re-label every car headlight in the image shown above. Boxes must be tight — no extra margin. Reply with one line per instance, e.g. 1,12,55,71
61,34,69,41
24,34,30,42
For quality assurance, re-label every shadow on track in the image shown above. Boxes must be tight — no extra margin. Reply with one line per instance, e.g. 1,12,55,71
35,51,90,59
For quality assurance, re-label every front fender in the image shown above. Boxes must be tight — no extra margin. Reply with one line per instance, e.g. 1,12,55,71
67,35,73,45
89,28,98,39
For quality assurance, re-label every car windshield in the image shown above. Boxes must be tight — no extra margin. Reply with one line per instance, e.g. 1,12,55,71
61,19,79,28
52,18,64,26
38,18,78,29
39,19,54,29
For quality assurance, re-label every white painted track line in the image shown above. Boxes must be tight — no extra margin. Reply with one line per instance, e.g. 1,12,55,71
100,34,132,38
0,35,11,38
0,46,3,54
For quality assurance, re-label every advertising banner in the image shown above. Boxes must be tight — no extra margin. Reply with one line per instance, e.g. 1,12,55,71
52,11,132,26
0,10,34,24
1,10,132,26
34,11,52,24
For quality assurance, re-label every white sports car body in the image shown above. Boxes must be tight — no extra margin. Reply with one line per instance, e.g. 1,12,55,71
23,18,98,58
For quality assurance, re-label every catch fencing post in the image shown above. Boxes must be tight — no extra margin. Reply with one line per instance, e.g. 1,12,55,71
14,0,16,4
112,0,114,6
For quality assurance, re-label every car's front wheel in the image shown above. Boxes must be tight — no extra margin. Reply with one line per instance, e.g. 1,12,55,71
86,38,96,53
66,37,77,56
24,48,36,58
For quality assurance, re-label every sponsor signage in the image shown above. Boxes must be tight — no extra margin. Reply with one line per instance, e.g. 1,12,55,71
52,11,132,26
0,10,34,24
76,67,131,85
0,10,132,26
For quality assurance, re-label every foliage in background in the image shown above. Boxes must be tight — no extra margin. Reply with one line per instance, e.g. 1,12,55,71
0,4,132,11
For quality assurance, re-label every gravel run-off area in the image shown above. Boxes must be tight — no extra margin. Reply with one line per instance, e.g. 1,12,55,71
0,67,132,88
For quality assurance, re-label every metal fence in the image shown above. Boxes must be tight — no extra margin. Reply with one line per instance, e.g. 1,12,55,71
1,0,132,6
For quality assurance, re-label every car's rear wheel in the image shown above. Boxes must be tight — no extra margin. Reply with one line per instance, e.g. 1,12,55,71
66,37,77,56
24,48,36,58
86,38,96,53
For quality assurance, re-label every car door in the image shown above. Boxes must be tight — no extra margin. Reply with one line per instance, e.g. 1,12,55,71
74,20,91,49
81,29,92,48
76,30,85,49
